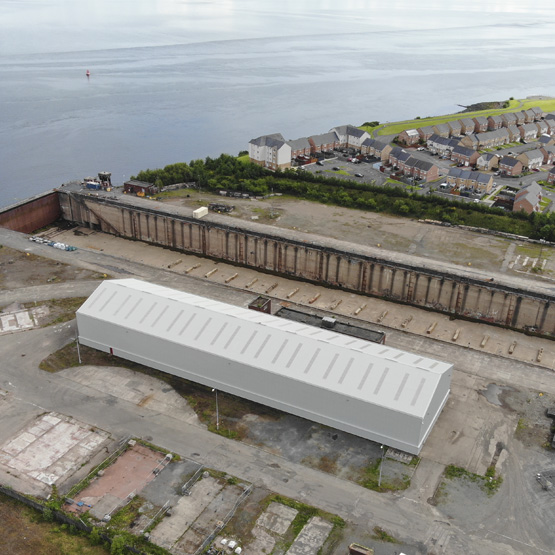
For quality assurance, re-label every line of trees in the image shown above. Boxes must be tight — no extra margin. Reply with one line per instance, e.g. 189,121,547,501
131,154,555,241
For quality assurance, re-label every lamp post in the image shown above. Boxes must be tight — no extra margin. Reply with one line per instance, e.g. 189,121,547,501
211,388,219,430
378,445,385,487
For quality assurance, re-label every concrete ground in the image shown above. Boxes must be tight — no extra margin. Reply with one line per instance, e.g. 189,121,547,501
71,443,168,519
0,412,110,495
286,516,333,555
2,227,555,553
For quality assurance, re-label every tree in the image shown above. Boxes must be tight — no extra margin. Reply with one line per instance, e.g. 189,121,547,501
110,535,126,555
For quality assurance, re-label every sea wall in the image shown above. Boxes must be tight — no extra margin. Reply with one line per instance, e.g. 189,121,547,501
55,190,555,336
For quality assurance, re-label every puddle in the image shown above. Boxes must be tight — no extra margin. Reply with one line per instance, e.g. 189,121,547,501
480,383,513,406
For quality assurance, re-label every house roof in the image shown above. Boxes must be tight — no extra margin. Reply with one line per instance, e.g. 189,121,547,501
332,125,367,139
459,118,474,127
531,106,544,116
521,123,538,133
453,145,476,157
500,156,521,167
310,131,339,146
448,168,490,183
488,115,503,124
250,133,286,147
287,137,311,150
433,123,450,134
77,279,451,419
473,116,488,125
402,129,420,137
478,152,499,162
519,149,544,162
502,112,518,122
448,120,462,130
515,181,542,203
418,125,435,135
406,157,435,171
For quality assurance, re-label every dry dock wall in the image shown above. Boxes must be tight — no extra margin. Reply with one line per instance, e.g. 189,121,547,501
0,191,61,234
58,191,555,336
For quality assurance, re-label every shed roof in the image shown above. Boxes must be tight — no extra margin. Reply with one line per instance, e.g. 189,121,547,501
78,279,451,419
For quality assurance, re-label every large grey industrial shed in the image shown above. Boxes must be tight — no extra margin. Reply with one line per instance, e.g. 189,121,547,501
76,279,453,454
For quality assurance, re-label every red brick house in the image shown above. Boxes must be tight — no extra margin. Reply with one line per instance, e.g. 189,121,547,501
398,129,421,146
499,156,523,176
513,182,542,214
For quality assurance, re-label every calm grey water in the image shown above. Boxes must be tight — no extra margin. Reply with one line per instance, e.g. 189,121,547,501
1,0,554,207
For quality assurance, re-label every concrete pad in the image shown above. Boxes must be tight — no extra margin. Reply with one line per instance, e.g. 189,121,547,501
149,476,223,549
244,526,276,555
256,501,298,535
286,516,333,555
60,365,200,425
71,444,164,513
0,412,110,486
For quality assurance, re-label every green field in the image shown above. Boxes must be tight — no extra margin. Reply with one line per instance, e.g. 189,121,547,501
361,97,555,138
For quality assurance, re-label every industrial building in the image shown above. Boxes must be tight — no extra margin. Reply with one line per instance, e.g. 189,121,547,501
76,279,453,454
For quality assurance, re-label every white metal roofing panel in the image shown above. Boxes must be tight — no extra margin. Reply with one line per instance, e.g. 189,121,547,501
78,279,452,418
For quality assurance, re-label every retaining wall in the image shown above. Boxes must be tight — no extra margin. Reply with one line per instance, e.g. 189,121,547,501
57,191,555,337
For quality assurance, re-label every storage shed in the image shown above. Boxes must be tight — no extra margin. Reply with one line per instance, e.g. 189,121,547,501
76,279,453,454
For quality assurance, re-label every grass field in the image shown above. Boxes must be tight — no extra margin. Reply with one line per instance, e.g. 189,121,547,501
361,97,555,137
0,492,108,555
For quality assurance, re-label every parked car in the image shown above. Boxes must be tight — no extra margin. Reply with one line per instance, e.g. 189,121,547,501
417,147,425,151
316,161,324,166
354,173,363,178
332,167,340,171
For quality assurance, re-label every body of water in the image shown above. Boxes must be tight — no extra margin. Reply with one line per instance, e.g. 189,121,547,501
1,0,554,206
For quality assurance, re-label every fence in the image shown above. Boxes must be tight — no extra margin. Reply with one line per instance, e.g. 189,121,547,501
193,484,253,555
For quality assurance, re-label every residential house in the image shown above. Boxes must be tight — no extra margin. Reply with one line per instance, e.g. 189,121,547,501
548,167,555,184
501,112,518,127
506,125,521,142
459,134,479,150
476,152,500,171
540,145,555,165
524,109,536,123
308,132,340,154
446,168,493,194
514,112,525,125
447,120,462,136
475,128,510,149
398,129,421,146
545,112,555,122
499,156,523,176
451,145,480,167
519,123,539,141
330,125,370,149
517,149,544,170
513,182,542,214
473,116,489,133
432,123,451,138
287,137,311,159
545,119,555,135
401,157,440,182
427,134,459,156
417,126,435,141
389,146,412,168
531,106,545,119
487,115,503,130
536,120,549,136
459,118,475,135
249,133,292,170
361,138,392,161
538,135,555,147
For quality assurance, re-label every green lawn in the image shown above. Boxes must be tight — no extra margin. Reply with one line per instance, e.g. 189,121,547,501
237,154,250,163
362,97,555,138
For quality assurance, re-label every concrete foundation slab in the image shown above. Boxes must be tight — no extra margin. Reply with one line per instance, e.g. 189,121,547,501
256,501,298,535
286,516,333,555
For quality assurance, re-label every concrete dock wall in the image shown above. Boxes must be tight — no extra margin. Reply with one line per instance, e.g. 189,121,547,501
0,191,61,234
56,191,555,336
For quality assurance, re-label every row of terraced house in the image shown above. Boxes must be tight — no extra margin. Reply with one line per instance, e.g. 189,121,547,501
398,107,552,150
248,125,371,170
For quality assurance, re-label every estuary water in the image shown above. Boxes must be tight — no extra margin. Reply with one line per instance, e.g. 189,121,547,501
1,0,555,207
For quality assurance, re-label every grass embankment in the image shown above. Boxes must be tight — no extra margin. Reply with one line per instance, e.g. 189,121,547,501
364,97,555,137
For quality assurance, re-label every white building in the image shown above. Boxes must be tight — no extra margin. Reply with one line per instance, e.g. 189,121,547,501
248,133,291,170
77,279,453,454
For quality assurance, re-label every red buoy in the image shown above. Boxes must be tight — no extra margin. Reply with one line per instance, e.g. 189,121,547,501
86,70,90,77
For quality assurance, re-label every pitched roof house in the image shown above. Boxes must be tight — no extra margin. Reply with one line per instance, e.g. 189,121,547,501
249,133,292,170
517,149,544,170
398,129,421,146
309,132,340,153
451,145,480,166
476,152,500,171
488,115,503,130
432,123,451,138
499,156,523,176
501,112,518,127
459,118,475,135
519,123,539,141
447,120,462,136
473,116,489,133
287,137,312,158
330,125,370,148
514,182,542,214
